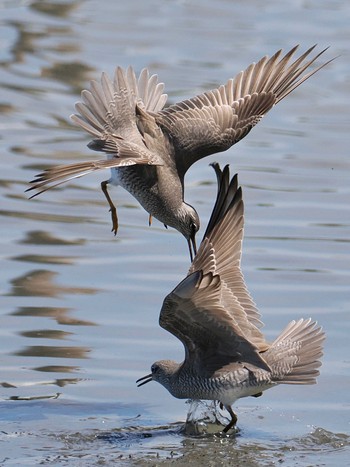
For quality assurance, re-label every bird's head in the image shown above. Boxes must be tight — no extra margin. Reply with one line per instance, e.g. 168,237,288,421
177,203,200,262
136,360,180,390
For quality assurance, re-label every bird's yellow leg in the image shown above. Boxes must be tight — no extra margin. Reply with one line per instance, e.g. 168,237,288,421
101,180,118,235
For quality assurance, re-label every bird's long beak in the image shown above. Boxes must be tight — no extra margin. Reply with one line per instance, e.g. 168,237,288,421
136,373,153,387
188,235,197,262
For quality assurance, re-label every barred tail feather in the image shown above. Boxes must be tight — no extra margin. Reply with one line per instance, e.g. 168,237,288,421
264,318,325,385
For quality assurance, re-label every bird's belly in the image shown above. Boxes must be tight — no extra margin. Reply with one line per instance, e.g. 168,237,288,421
109,168,158,212
110,167,180,229
172,374,275,406
218,381,274,406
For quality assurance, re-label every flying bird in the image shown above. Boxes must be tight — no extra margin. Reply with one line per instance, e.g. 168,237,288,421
136,163,325,433
27,45,332,260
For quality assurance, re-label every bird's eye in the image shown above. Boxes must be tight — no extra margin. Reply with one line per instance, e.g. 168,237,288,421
190,222,198,233
151,364,158,373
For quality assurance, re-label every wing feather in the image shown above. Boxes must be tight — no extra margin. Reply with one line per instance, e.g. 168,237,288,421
160,270,270,376
27,67,167,196
156,45,332,175
159,164,271,376
189,164,266,347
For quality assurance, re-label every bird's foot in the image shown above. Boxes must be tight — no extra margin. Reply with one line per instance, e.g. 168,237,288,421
221,405,238,434
109,206,119,235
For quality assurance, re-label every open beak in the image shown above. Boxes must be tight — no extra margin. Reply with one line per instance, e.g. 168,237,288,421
136,373,153,387
187,235,197,263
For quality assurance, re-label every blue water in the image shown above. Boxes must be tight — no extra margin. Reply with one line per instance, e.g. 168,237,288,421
0,0,349,465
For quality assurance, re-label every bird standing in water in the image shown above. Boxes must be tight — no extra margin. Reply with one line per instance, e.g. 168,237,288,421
136,163,325,433
27,45,332,260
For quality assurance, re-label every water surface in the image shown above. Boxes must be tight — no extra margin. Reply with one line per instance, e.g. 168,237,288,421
0,0,349,465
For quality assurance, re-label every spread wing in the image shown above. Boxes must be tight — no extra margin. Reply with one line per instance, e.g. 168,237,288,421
27,67,167,197
190,163,268,349
156,45,332,177
160,270,270,378
160,164,270,377
71,66,167,141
